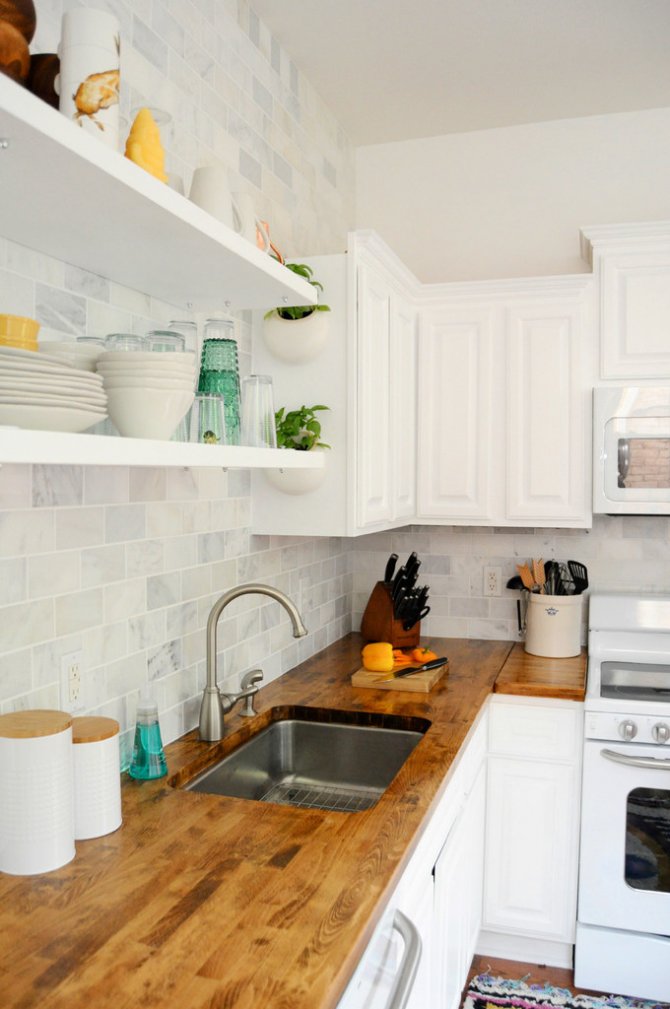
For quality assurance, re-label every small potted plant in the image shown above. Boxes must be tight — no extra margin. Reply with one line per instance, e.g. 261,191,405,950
262,263,331,364
265,404,330,495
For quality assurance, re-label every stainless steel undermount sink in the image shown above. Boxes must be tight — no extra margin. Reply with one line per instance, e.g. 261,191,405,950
184,707,430,813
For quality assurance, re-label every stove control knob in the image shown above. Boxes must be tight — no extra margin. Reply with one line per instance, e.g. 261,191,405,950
619,720,638,741
652,722,670,744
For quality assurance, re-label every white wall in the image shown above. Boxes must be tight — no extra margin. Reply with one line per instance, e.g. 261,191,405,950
355,107,670,282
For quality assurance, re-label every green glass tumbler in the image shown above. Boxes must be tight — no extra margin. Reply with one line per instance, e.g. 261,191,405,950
197,331,241,445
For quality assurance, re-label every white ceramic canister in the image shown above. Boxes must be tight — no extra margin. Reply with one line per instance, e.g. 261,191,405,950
0,710,75,876
56,9,120,148
524,592,582,658
72,716,122,840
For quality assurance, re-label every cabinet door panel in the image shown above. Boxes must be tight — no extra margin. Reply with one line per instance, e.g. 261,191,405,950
417,307,495,520
506,300,587,523
601,253,670,378
357,262,392,527
483,756,579,941
391,293,417,520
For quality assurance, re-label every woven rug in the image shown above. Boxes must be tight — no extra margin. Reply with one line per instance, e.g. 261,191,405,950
463,974,670,1009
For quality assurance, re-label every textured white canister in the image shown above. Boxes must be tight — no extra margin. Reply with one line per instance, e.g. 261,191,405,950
0,710,75,876
524,593,582,658
72,717,122,840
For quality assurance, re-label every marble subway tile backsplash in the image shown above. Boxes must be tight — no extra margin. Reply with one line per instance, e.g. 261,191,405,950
0,463,352,766
351,516,670,644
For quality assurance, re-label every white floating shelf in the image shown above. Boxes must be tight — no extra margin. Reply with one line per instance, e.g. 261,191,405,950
0,76,316,312
0,428,326,470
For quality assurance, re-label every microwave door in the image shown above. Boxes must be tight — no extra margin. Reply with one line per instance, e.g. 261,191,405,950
603,417,670,503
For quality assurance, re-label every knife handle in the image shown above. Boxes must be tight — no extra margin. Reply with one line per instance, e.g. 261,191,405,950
395,656,447,678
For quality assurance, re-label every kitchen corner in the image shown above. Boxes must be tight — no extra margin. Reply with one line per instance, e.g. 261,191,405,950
0,635,585,1009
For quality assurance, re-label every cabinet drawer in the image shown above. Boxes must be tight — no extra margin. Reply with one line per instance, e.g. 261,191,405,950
488,701,581,761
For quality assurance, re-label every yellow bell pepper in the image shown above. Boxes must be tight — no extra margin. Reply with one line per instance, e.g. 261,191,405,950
362,642,394,673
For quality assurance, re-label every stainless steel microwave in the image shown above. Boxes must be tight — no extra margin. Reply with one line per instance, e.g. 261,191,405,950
593,386,670,514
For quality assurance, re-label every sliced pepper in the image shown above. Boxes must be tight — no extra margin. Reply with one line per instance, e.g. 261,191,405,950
410,646,438,663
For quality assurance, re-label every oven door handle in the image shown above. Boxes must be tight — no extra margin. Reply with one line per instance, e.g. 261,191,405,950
601,747,670,770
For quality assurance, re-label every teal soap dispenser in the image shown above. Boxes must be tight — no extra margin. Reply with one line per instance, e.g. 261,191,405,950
129,692,167,780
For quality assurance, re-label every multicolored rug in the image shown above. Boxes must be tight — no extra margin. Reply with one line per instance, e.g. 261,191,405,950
463,974,670,1009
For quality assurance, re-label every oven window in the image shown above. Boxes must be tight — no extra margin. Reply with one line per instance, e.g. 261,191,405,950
625,787,670,892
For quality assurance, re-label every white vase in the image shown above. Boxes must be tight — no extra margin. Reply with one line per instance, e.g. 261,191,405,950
264,448,327,495
262,309,329,364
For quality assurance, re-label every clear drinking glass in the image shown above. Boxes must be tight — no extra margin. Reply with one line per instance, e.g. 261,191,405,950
241,374,277,448
189,392,226,445
146,330,186,352
197,319,241,445
104,333,149,351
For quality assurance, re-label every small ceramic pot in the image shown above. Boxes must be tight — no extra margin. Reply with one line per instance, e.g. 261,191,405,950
264,448,327,495
262,309,329,364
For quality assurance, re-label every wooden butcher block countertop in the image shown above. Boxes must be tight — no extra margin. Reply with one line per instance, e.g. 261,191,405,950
0,634,585,1009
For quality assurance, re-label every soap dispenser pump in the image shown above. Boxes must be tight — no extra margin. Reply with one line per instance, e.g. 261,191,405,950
129,691,167,780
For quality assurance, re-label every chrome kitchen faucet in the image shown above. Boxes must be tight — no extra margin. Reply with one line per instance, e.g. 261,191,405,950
199,583,308,741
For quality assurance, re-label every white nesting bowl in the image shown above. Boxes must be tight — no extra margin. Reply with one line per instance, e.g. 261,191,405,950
97,360,195,376
102,375,194,391
105,386,194,440
100,355,196,371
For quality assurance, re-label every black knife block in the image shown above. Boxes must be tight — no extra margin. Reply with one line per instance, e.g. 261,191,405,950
360,582,421,648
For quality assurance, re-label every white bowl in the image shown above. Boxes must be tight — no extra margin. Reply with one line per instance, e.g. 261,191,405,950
102,375,194,391
102,351,195,365
97,360,195,376
105,386,194,440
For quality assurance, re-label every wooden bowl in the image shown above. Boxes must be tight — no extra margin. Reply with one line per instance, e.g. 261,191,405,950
27,52,60,108
0,0,36,43
0,19,29,83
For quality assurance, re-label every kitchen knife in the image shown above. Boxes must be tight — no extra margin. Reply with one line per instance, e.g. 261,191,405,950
404,552,420,586
403,605,430,631
383,553,398,584
385,656,447,679
391,566,407,602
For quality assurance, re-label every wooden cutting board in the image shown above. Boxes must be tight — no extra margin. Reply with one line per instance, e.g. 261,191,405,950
351,661,448,693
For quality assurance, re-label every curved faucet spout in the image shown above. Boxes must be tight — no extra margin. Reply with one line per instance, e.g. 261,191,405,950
199,582,308,741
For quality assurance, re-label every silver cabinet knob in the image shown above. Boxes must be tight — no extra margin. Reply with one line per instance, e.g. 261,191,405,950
652,722,670,744
619,719,638,741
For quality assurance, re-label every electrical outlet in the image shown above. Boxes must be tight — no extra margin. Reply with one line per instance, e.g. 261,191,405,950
60,650,84,712
484,566,501,597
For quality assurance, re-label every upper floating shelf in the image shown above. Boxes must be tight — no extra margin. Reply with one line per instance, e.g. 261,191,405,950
0,428,326,470
0,76,316,312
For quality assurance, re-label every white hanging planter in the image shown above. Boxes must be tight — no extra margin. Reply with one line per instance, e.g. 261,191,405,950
261,309,330,364
265,448,327,495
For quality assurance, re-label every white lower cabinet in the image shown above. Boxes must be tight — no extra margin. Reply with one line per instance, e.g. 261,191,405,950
479,697,583,968
433,762,486,1009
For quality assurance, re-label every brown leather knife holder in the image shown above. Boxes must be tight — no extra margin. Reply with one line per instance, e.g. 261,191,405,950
360,581,421,648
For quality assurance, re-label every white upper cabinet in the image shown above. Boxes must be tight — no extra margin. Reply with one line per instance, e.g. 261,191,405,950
581,221,670,380
416,277,594,528
251,231,420,537
417,303,498,522
356,245,419,531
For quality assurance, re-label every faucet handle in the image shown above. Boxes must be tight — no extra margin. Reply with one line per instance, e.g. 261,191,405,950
239,669,263,717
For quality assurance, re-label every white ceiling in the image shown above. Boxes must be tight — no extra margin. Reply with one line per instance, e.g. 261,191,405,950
251,0,670,145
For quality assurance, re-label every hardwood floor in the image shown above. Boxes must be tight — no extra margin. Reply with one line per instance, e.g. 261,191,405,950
467,955,604,998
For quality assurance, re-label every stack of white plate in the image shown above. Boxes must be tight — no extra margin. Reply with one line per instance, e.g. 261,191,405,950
96,351,196,439
39,340,105,372
0,346,108,433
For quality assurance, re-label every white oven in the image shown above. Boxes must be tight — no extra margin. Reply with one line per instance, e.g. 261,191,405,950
593,386,670,514
575,593,670,1002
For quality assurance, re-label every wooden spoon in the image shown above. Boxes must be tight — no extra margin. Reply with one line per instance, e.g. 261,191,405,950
516,562,535,591
532,558,546,594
